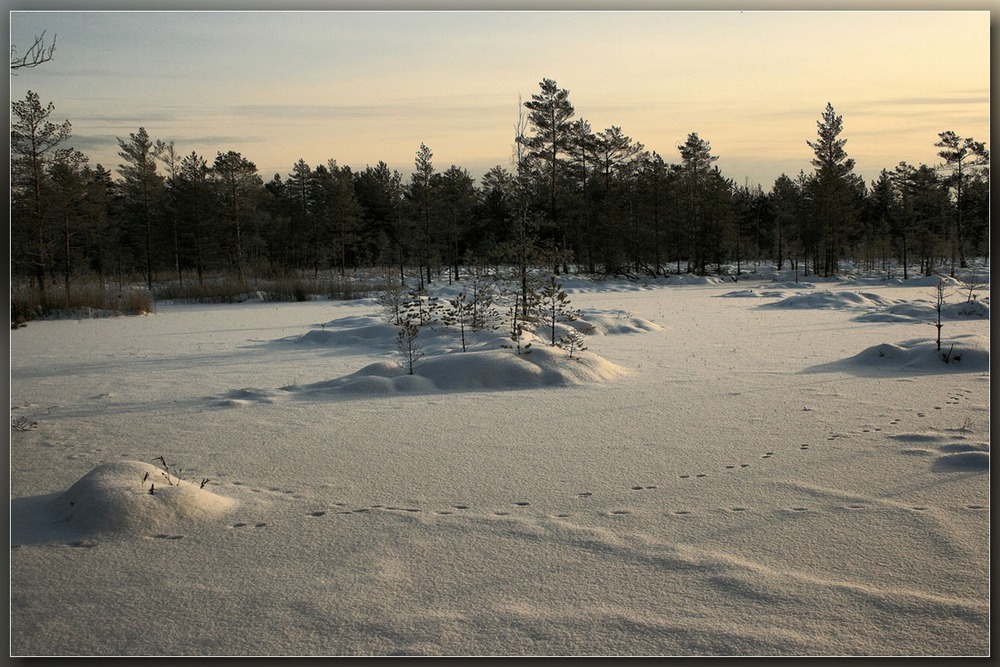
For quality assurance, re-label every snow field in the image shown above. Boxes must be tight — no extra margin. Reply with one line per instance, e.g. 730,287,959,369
9,272,990,656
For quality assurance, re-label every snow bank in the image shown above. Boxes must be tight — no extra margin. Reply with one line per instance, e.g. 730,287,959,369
761,290,898,311
856,299,990,323
664,274,725,285
808,334,990,374
294,320,398,348
50,461,237,536
575,310,662,335
287,345,628,397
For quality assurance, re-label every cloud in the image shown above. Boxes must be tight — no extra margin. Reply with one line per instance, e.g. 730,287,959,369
865,94,990,108
231,100,512,121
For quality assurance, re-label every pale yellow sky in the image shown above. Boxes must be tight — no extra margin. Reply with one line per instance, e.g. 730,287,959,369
9,10,990,188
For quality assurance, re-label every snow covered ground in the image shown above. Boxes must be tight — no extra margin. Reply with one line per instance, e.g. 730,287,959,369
9,268,990,656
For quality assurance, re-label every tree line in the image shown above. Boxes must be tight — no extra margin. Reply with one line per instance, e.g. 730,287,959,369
10,78,990,305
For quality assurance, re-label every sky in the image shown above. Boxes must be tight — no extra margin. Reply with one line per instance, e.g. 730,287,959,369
8,9,992,189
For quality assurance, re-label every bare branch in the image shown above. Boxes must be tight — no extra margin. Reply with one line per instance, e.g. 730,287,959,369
11,32,57,73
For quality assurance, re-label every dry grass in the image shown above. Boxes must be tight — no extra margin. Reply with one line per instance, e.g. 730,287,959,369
11,283,154,327
153,273,387,304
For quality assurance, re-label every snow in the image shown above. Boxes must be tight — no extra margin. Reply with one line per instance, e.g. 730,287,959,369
9,268,990,656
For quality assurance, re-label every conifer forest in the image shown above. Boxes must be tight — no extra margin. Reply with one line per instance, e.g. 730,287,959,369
10,78,990,320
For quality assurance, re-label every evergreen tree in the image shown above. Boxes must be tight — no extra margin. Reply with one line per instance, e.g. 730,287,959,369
441,292,476,352
866,170,898,275
79,164,115,286
677,132,718,274
116,127,165,288
769,173,804,275
212,150,261,282
175,152,215,284
354,162,405,281
323,160,363,277
477,165,516,258
538,275,581,346
594,126,644,274
520,78,576,246
10,90,73,297
46,148,90,300
286,159,312,270
805,103,856,276
935,131,989,274
436,165,478,282
409,143,436,287
892,162,949,277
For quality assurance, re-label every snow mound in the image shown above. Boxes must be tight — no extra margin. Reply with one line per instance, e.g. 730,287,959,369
292,345,629,397
903,275,965,288
664,274,725,285
719,289,761,298
761,290,898,311
575,310,662,335
216,387,293,407
856,299,990,323
816,334,990,374
50,461,237,535
289,315,398,348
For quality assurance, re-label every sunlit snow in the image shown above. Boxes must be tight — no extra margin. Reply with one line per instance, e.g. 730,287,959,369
9,266,990,656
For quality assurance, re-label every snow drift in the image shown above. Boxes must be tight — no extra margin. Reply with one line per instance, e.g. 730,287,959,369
51,461,238,535
807,334,990,374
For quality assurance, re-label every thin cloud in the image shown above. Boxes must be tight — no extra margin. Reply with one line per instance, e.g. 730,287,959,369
231,102,512,120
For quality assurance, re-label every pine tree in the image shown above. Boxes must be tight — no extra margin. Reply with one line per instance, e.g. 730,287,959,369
935,131,989,274
11,90,73,298
520,78,576,235
408,143,436,287
677,133,719,275
441,292,476,352
116,127,165,289
558,328,589,359
212,151,261,283
538,275,580,346
396,321,424,375
805,103,856,276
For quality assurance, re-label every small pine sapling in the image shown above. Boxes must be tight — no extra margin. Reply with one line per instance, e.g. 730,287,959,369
396,321,424,374
558,328,590,359
504,297,532,356
931,278,949,352
400,288,442,327
441,292,476,352
466,266,502,332
960,269,984,304
539,275,580,346
376,279,409,325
